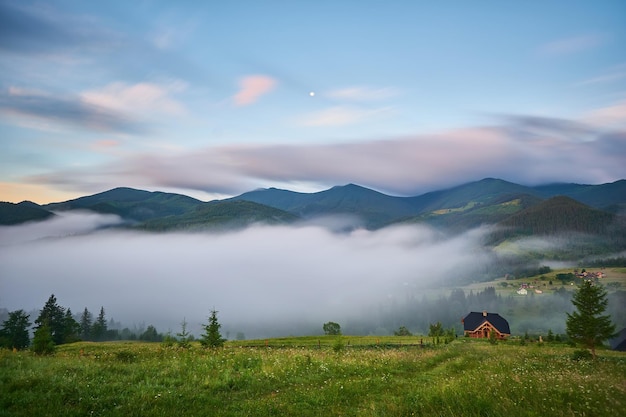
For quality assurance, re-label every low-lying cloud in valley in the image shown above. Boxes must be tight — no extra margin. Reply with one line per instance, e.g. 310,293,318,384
0,214,494,338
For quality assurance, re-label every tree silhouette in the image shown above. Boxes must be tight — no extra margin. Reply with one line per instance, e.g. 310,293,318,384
566,281,616,359
34,294,65,345
323,321,341,335
200,309,225,348
0,310,31,350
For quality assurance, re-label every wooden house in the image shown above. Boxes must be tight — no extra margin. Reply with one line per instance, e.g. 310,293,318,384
462,311,510,340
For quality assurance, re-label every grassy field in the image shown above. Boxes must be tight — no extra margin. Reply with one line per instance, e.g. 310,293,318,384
1,338,625,416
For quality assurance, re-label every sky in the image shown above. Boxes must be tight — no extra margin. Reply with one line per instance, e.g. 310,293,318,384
1,0,626,203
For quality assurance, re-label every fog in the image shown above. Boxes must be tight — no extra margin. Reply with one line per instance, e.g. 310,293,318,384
0,213,494,338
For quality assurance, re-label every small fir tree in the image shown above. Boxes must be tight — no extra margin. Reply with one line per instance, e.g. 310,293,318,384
31,322,55,355
177,318,192,349
200,309,225,348
0,310,31,350
566,281,616,359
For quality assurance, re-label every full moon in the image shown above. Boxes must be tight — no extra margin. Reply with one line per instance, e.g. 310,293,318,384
309,91,315,97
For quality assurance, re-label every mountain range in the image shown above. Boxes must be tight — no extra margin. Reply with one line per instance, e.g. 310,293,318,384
2,178,625,246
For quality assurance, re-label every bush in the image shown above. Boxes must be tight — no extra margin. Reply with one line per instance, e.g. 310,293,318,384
333,338,345,353
571,349,593,361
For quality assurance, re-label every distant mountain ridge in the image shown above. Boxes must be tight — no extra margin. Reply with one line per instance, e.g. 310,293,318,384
2,179,625,239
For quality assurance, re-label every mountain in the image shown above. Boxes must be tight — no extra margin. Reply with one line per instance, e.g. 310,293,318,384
531,180,626,213
138,200,299,231
0,201,54,225
3,178,625,237
43,187,203,222
232,183,417,228
498,196,616,236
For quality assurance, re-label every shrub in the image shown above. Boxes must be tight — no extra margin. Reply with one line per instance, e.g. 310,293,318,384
571,349,593,361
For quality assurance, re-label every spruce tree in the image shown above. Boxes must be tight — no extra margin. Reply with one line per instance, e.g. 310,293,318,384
91,307,108,341
63,308,80,343
200,309,225,348
34,294,65,345
566,281,616,359
0,310,31,350
79,308,92,341
176,318,192,349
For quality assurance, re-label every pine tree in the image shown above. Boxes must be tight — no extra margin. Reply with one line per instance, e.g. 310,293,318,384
566,281,616,359
79,308,92,341
34,294,65,345
63,308,80,343
200,309,225,348
91,307,108,341
0,310,31,350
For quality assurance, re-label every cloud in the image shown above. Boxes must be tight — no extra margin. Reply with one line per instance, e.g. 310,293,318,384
326,86,400,102
299,105,393,127
0,87,144,134
233,75,277,106
0,217,493,337
0,1,120,55
80,81,187,116
0,211,123,246
538,33,605,56
582,101,626,128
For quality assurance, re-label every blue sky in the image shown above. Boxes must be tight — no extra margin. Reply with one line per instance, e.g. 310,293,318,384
1,0,625,203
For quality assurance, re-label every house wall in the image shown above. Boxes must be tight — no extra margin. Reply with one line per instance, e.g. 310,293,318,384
464,321,509,340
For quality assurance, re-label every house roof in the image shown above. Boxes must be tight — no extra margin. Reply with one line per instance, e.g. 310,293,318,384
462,311,511,334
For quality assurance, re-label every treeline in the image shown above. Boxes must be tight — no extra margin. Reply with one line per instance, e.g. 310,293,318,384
0,294,169,352
355,284,626,337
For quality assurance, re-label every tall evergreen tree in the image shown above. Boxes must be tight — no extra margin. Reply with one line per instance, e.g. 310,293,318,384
0,310,31,350
79,308,92,341
34,294,66,345
63,308,80,343
566,281,616,359
91,307,108,341
200,309,225,348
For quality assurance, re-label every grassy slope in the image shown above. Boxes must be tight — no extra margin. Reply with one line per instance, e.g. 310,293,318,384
1,339,624,417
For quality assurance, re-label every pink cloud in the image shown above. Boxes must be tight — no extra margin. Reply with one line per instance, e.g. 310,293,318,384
80,81,187,116
233,75,277,106
538,33,605,56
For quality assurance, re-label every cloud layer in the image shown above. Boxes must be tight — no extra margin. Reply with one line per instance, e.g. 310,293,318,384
0,215,492,337
24,111,626,198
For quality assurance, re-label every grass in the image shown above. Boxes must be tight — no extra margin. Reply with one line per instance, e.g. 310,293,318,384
1,338,624,416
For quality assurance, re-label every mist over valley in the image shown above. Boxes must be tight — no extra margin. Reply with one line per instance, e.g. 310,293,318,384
2,179,625,340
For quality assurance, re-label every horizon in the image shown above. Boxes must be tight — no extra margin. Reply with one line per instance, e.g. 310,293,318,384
1,1,625,204
5,176,626,206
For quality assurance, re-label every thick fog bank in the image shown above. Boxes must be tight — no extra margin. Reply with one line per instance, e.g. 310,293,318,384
1,213,495,336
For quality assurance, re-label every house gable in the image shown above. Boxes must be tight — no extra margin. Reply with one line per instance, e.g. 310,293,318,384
462,311,511,339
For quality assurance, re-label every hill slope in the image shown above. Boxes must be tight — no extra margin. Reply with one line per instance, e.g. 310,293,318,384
138,200,300,231
44,187,203,222
0,201,54,225
498,196,616,235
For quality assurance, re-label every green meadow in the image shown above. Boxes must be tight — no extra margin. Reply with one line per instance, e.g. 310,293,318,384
1,337,624,417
